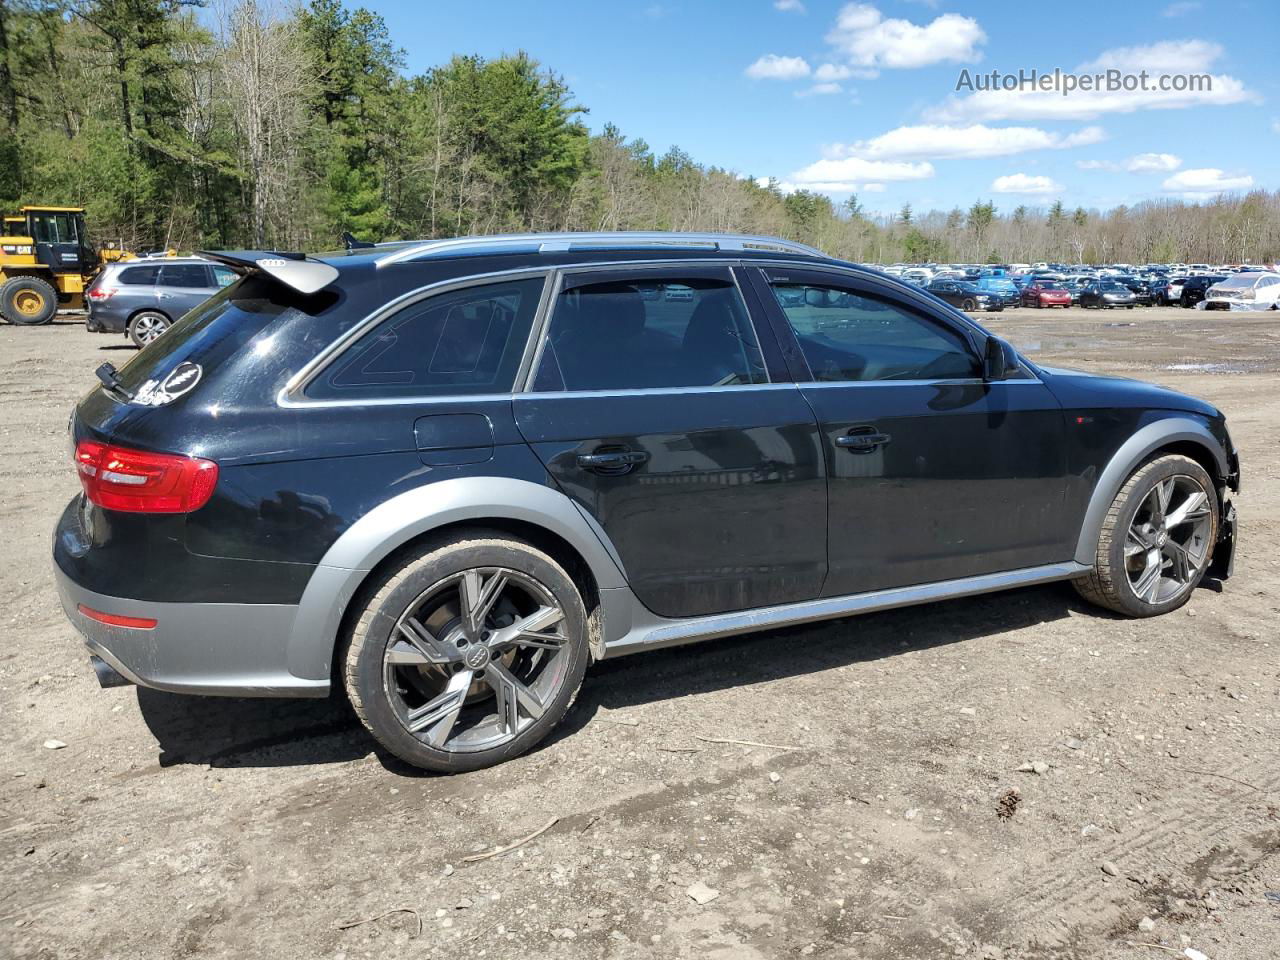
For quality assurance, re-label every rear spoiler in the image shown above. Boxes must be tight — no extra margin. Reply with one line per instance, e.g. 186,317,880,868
196,250,339,295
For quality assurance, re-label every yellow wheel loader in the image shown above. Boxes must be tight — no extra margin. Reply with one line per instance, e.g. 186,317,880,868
0,206,134,325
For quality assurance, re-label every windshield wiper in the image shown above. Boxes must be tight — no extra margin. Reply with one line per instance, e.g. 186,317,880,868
95,362,134,401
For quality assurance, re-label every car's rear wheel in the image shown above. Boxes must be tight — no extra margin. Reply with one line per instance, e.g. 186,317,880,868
128,310,171,348
0,275,58,325
1074,454,1218,618
343,532,590,772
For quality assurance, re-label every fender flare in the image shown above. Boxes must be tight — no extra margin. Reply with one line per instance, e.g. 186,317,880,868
1073,416,1229,566
283,477,628,682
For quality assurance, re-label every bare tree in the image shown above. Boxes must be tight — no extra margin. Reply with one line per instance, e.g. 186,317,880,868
215,0,311,247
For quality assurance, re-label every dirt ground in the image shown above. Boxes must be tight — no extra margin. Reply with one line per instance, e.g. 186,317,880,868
2,305,1277,960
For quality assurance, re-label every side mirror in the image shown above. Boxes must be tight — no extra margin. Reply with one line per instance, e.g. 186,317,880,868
983,335,1010,381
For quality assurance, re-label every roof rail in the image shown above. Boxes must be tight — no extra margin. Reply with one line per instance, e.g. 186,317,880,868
375,231,831,266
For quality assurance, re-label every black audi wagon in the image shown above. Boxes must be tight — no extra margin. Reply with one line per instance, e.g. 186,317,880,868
54,232,1240,772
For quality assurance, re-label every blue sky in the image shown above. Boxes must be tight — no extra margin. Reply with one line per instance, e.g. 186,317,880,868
371,0,1275,216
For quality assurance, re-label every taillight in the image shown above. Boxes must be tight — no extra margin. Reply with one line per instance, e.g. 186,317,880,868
74,440,218,513
87,287,116,300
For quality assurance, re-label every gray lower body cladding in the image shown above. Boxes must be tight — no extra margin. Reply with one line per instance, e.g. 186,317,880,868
53,564,322,697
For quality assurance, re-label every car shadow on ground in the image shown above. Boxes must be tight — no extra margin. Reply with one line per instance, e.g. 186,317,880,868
134,578,1211,774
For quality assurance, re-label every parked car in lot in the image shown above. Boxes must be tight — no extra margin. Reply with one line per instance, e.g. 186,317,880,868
1150,277,1183,306
1180,275,1227,308
55,231,1239,773
85,258,237,347
1079,280,1137,309
925,278,1003,312
1020,279,1072,308
1115,276,1154,306
976,276,1020,307
1201,272,1280,311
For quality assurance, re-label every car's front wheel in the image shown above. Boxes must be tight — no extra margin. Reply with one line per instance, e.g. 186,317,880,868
1074,454,1219,617
343,532,591,772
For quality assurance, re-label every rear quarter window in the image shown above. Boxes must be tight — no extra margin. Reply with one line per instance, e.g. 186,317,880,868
306,277,545,400
117,265,160,286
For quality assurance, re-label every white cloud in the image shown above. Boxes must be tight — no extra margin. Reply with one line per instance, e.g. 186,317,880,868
785,156,936,193
745,54,811,80
929,40,1257,122
1076,159,1118,171
796,82,844,97
862,183,887,192
1162,168,1254,194
774,0,806,11
1162,1,1201,15
1079,39,1221,73
830,123,1104,160
991,173,1062,195
814,63,853,82
825,3,986,69
1126,152,1181,173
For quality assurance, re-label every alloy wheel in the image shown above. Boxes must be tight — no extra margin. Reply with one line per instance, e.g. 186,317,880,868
133,314,168,344
1125,474,1213,604
382,567,570,753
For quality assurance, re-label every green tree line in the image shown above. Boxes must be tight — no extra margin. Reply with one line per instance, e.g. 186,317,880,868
1,0,1275,264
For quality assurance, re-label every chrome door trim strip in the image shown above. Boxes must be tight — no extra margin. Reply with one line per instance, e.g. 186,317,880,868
601,561,1090,657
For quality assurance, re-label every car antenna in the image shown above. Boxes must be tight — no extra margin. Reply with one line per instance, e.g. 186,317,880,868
342,231,375,252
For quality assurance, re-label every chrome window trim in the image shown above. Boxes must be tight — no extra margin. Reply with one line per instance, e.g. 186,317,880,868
797,376,1043,388
275,254,1029,409
517,382,800,401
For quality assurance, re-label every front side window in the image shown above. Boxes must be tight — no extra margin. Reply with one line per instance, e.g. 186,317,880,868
533,275,767,392
769,281,980,383
28,213,79,244
307,277,544,400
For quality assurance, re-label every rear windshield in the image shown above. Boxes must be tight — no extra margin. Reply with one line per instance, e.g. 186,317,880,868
111,274,338,393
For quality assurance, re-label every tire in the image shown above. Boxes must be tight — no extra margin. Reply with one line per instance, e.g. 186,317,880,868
1073,454,1219,618
0,276,58,325
342,531,591,773
961,298,976,312
128,310,171,348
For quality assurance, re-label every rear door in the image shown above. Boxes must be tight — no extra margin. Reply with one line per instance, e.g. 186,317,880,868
747,265,1070,597
514,264,826,619
157,263,218,319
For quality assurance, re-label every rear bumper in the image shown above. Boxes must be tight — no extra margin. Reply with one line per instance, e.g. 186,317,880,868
53,563,326,698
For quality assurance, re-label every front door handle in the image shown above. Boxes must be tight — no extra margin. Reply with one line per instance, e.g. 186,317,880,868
836,427,892,453
576,449,650,474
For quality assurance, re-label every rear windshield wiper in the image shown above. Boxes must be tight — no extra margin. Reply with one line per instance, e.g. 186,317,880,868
95,362,134,401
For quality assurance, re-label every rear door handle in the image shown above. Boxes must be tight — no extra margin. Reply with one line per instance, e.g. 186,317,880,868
836,428,891,453
576,449,649,474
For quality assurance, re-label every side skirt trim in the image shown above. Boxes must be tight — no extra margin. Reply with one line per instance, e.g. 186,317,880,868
601,561,1090,658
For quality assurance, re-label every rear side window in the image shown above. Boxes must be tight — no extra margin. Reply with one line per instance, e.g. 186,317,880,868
212,266,238,288
307,277,544,400
159,264,212,288
769,282,979,382
118,265,160,286
533,275,767,392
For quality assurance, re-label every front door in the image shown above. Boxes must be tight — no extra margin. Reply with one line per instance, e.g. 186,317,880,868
514,265,827,619
749,266,1070,598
